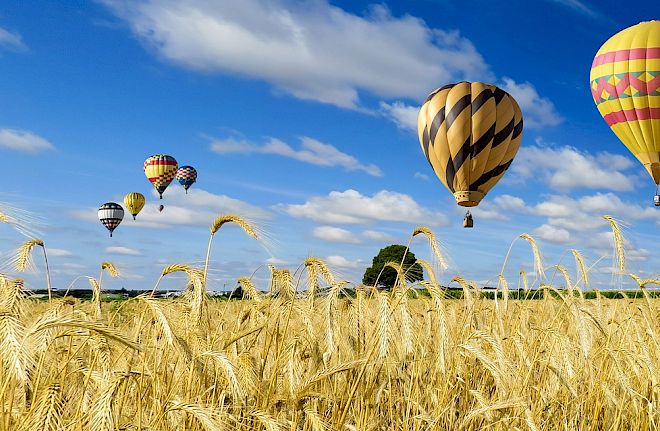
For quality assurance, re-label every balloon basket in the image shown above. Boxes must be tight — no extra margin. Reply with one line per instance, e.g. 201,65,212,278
463,211,474,228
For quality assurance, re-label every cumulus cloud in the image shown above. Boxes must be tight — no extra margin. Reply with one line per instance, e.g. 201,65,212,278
209,136,382,176
0,129,55,154
312,226,361,244
414,172,430,181
532,193,658,233
512,142,636,192
533,224,572,245
47,248,73,257
500,78,562,129
362,230,395,242
105,246,142,256
0,26,27,51
325,255,364,270
282,189,449,226
471,194,528,221
311,226,395,244
102,0,490,108
73,187,270,229
380,101,419,131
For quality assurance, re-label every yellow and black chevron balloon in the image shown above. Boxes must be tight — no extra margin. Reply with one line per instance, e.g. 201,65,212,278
418,81,524,207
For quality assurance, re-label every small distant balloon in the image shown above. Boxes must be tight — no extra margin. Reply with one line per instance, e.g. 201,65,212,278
176,165,197,193
144,154,178,199
98,202,124,237
123,192,145,220
159,204,164,213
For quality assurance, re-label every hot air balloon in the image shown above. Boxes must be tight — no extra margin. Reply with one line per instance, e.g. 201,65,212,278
590,21,660,206
123,192,145,220
418,82,524,227
176,165,197,193
144,154,178,199
158,204,164,213
98,202,124,237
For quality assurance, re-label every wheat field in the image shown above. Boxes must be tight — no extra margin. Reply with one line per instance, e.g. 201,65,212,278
0,214,659,430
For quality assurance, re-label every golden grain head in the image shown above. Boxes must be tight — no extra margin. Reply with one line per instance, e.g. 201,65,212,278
519,233,545,280
602,215,625,273
571,249,589,287
304,256,336,285
13,239,45,272
412,226,449,270
101,261,120,277
210,213,258,239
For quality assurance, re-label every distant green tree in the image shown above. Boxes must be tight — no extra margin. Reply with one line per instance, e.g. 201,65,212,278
230,283,244,299
362,244,423,290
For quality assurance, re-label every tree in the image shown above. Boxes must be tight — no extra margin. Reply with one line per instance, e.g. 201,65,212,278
362,244,423,290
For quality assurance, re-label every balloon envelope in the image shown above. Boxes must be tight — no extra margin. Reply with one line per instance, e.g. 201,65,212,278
98,202,124,237
144,154,178,198
176,165,197,192
590,21,660,184
123,192,145,220
417,81,524,207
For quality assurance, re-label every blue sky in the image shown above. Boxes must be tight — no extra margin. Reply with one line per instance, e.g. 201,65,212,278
0,0,657,291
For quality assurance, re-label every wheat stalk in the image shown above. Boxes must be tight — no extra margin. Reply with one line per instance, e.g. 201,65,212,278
603,215,625,273
204,214,259,289
237,277,262,302
571,249,589,288
520,270,529,291
412,226,448,270
100,262,120,278
519,234,545,281
376,290,391,361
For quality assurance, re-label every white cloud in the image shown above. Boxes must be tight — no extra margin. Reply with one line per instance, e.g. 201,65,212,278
73,187,270,230
471,194,528,221
500,78,562,129
47,248,73,257
533,193,658,233
282,189,449,226
325,255,364,270
414,172,430,181
547,0,602,19
266,257,289,265
512,143,636,192
102,0,490,108
534,224,572,245
210,135,382,176
105,246,142,256
312,226,361,244
0,129,55,154
0,26,26,51
380,101,418,131
362,230,395,242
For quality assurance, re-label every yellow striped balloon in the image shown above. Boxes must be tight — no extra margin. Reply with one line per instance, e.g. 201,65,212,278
123,192,145,220
590,21,660,186
417,81,523,208
144,154,178,199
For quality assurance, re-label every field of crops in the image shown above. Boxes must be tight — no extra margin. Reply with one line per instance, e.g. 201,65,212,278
1,215,659,430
